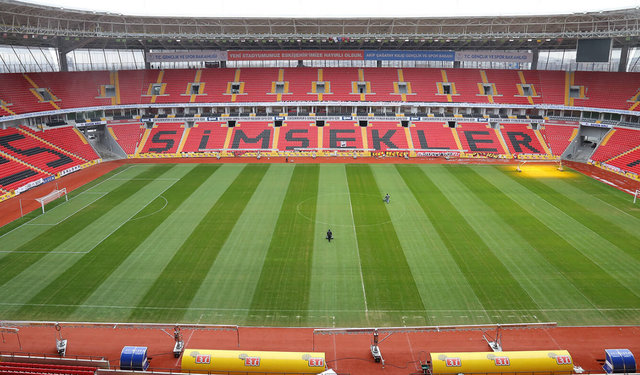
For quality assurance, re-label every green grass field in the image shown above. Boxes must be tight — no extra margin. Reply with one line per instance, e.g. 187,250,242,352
1,163,640,327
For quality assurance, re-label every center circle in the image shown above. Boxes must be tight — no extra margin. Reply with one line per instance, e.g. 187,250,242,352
297,193,406,227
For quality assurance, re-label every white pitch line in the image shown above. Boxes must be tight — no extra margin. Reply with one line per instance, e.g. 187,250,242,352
344,166,368,313
32,192,108,227
78,179,179,255
0,302,638,314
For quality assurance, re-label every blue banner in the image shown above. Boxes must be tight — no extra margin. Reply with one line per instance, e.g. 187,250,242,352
364,50,455,61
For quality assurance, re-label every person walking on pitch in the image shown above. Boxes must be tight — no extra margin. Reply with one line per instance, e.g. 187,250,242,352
384,193,390,204
326,229,333,242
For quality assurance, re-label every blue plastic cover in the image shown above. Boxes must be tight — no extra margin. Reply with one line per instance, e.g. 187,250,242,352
120,346,149,371
603,349,636,374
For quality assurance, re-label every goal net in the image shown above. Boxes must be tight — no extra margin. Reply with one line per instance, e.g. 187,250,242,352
35,188,68,214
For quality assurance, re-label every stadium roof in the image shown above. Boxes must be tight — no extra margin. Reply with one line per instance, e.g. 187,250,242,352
2,0,640,52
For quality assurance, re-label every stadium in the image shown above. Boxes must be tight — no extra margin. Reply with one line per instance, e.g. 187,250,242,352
1,0,640,374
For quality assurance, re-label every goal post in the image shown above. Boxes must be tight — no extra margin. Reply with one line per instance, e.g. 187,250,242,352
635,189,639,204
35,188,68,214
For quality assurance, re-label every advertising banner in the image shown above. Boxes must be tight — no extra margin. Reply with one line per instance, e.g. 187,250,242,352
365,50,455,61
455,51,533,63
227,50,363,61
16,178,44,194
146,50,227,63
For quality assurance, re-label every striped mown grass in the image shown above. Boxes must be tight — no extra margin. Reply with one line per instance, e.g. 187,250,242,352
1,163,639,327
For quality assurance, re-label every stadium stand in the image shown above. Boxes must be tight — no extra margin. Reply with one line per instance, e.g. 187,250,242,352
456,122,509,155
108,123,145,155
400,68,441,102
0,361,97,375
367,121,409,150
4,68,640,110
539,124,578,156
181,122,228,152
139,123,185,154
29,71,111,109
21,125,100,161
229,121,274,150
590,128,640,162
500,123,551,155
410,122,461,151
607,147,640,174
0,128,84,174
322,121,364,150
274,121,318,151
321,68,359,102
197,68,237,103
0,155,51,191
286,68,324,101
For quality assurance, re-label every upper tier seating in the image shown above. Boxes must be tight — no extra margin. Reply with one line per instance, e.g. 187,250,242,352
539,124,577,156
139,123,185,154
3,68,640,113
0,127,84,174
590,128,640,162
21,125,99,160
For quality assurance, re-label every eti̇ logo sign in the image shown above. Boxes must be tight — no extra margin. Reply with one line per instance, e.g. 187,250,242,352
244,357,261,367
308,357,324,367
494,357,511,366
556,355,572,365
194,354,211,364
445,358,462,367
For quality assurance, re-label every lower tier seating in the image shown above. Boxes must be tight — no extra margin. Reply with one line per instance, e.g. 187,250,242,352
0,155,51,191
139,123,185,154
539,124,577,156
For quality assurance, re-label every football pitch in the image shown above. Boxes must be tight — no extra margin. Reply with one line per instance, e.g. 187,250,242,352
1,163,640,328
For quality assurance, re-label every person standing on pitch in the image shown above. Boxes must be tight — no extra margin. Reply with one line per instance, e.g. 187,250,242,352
326,229,333,242
384,193,390,204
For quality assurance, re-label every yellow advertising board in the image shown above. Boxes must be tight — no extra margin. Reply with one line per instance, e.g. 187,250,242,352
181,349,326,374
430,350,573,375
